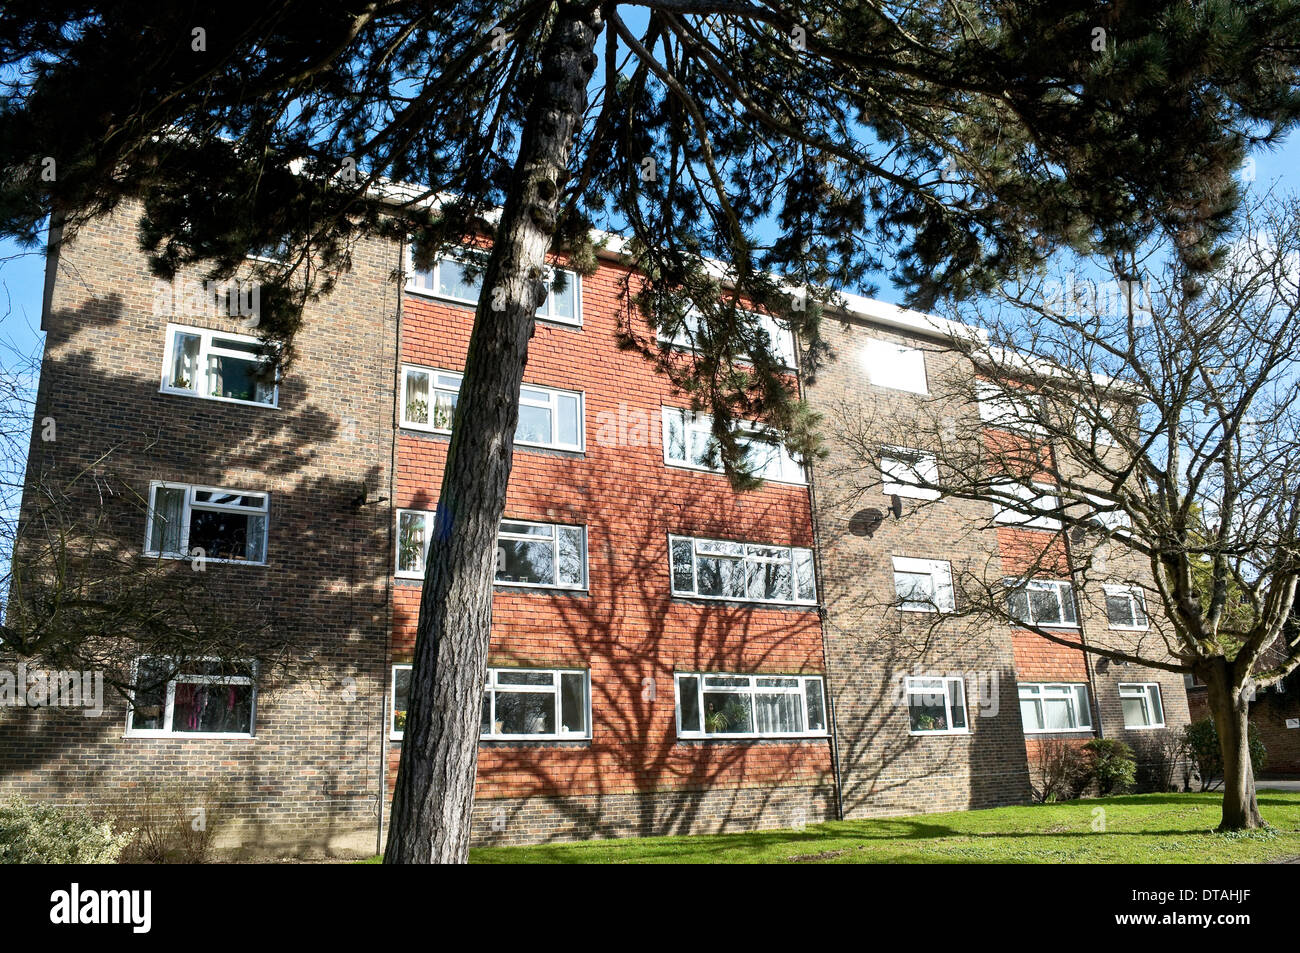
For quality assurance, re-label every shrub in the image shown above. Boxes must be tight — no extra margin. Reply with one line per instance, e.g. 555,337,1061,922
1182,717,1268,792
111,781,229,863
1133,728,1186,792
1031,738,1091,803
1083,739,1136,794
0,798,134,863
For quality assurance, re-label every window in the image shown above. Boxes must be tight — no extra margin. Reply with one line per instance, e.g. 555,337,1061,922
409,250,581,325
863,339,928,394
992,481,1062,530
1119,682,1165,728
659,307,797,369
1105,585,1149,630
1086,492,1133,533
892,557,955,613
1006,579,1078,628
1075,405,1118,446
977,381,1043,433
146,482,268,564
161,324,277,407
674,672,827,739
669,534,816,605
906,676,967,734
396,510,587,589
1018,683,1092,732
390,664,590,741
400,365,583,451
662,408,806,484
881,447,940,500
391,664,411,738
126,658,256,737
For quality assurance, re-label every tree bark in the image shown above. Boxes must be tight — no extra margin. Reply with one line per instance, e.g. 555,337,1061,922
384,4,603,864
1205,666,1265,831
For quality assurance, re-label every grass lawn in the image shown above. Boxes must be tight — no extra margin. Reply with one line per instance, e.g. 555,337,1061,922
463,790,1300,864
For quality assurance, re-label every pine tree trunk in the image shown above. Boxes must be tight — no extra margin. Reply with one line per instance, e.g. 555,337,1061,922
1206,673,1265,831
384,4,603,864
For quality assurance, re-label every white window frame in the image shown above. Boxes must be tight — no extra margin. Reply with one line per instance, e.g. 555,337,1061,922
673,672,828,740
992,481,1062,530
1018,682,1093,733
396,509,588,590
406,248,582,326
400,364,584,452
1085,491,1133,534
1104,585,1150,631
657,307,797,369
1119,682,1165,729
159,322,278,408
863,338,928,395
668,533,817,606
905,676,969,735
661,407,806,485
144,481,269,565
977,381,1045,433
125,657,257,739
1006,578,1078,629
891,557,956,613
390,664,591,742
881,447,941,500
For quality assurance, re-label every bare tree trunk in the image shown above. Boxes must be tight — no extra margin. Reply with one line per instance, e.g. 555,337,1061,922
1206,669,1265,831
384,4,603,864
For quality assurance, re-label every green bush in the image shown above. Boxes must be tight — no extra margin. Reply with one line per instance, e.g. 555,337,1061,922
0,798,134,863
1182,717,1268,791
1083,739,1137,794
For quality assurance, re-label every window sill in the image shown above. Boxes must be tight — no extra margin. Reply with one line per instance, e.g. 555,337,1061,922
1023,727,1095,735
124,732,256,740
1121,723,1167,731
909,729,970,737
399,424,584,456
143,552,267,567
1108,624,1150,632
393,576,589,595
158,386,279,411
663,459,808,487
671,593,818,610
676,733,829,744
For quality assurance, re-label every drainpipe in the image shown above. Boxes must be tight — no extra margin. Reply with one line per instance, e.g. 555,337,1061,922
376,237,405,857
796,343,845,822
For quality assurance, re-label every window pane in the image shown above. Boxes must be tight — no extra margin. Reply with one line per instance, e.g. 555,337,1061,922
393,668,410,734
209,353,266,403
949,681,967,728
500,521,551,537
1148,687,1163,724
678,677,701,732
493,690,555,735
697,555,745,598
189,509,261,561
480,693,491,735
560,673,586,733
909,690,949,731
404,370,430,425
496,538,554,585
149,486,185,554
670,538,695,593
754,691,803,733
1029,586,1062,624
556,394,580,447
516,404,552,444
171,680,254,734
548,275,576,320
1059,587,1077,625
439,258,482,301
805,680,826,731
131,660,171,730
747,556,793,602
665,412,686,463
1074,686,1092,727
1122,697,1147,727
398,512,428,575
703,691,753,734
1019,699,1043,731
1105,592,1134,626
557,526,584,587
794,549,816,602
170,332,201,391
496,670,553,686
895,571,932,610
1007,588,1030,624
1042,698,1074,730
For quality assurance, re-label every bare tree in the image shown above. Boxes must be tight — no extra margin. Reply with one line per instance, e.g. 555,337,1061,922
825,194,1300,831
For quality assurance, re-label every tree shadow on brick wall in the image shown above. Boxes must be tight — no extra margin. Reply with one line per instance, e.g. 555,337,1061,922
2,293,395,857
462,480,837,844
